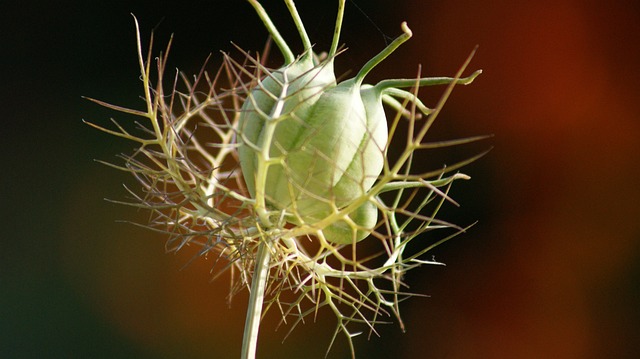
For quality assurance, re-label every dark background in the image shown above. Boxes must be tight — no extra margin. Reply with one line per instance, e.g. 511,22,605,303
2,1,639,358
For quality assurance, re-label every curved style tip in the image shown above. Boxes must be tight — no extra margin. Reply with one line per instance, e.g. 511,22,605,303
400,21,412,37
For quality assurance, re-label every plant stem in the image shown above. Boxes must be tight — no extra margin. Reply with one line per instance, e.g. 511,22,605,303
353,22,412,86
241,240,271,359
247,0,295,64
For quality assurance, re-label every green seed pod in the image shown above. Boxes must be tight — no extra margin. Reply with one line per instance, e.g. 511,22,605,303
249,72,388,244
239,3,481,244
271,78,382,213
242,23,415,243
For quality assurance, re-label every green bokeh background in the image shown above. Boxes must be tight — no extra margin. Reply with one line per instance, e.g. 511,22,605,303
2,1,639,358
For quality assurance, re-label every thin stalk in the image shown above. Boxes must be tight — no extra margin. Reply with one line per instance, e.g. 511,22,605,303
248,0,295,64
241,240,272,359
375,69,483,91
284,0,312,52
353,22,412,86
329,0,346,57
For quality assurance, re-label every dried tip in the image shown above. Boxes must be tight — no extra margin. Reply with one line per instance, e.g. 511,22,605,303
453,173,472,181
400,22,412,37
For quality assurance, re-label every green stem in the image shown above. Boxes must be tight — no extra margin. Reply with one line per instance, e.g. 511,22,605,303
329,0,346,57
248,0,295,64
375,69,483,91
241,240,272,359
284,0,312,52
353,22,412,86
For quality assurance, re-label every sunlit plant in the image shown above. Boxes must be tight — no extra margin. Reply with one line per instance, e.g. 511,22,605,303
85,0,486,358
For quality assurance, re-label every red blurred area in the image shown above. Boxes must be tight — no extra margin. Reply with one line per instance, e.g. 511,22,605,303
397,1,640,358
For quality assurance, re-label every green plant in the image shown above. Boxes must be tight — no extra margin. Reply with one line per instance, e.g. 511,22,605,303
85,1,486,358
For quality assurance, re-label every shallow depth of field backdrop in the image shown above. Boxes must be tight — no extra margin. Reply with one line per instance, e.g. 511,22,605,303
2,1,639,358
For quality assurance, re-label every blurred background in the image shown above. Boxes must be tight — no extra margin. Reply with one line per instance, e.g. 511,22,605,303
2,0,639,358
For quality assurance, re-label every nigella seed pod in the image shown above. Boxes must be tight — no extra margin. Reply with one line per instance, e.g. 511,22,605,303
281,23,420,243
238,0,387,244
238,1,481,245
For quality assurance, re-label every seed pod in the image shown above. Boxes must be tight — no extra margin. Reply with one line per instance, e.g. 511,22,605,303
238,2,481,244
240,23,416,243
273,78,380,212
